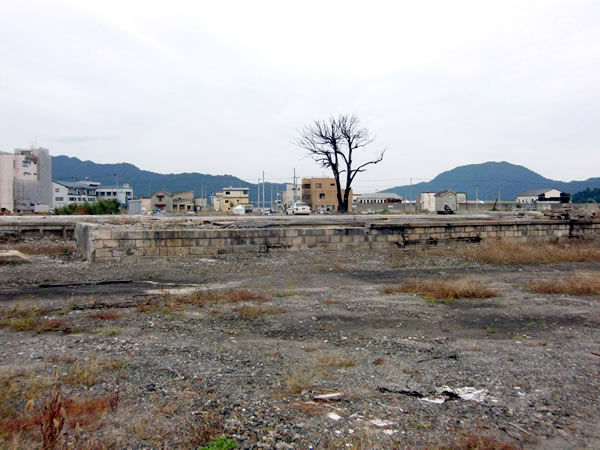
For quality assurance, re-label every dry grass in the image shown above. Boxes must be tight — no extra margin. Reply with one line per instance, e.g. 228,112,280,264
382,278,496,301
373,358,387,366
65,357,124,388
234,305,285,319
284,368,316,394
273,290,296,297
181,411,226,446
0,390,119,441
0,317,75,333
447,240,600,265
87,311,124,320
0,304,50,320
323,300,342,305
435,431,518,450
173,289,267,306
293,401,326,417
100,326,122,336
525,274,600,296
317,353,357,368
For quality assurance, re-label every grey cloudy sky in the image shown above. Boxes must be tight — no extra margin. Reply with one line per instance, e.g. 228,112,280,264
1,0,599,192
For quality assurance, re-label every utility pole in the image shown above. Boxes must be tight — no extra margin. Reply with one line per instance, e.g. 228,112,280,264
257,178,261,209
409,178,412,202
262,171,265,212
293,168,297,202
270,183,273,211
475,185,479,210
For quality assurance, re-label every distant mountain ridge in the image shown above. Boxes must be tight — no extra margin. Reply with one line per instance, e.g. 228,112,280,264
52,155,286,203
381,161,600,201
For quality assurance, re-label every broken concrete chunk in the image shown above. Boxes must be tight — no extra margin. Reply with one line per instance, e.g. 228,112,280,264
370,419,394,428
0,250,30,264
327,412,341,421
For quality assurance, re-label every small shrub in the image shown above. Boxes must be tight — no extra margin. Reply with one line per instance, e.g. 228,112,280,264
382,279,496,301
373,358,386,366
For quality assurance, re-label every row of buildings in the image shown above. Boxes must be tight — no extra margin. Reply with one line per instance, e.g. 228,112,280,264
0,147,573,215
416,188,572,213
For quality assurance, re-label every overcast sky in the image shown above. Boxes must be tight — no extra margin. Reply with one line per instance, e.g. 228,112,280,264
1,0,599,192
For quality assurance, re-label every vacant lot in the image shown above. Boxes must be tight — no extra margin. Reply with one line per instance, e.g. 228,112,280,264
1,239,599,449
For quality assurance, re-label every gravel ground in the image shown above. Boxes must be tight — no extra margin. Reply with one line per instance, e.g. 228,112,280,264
1,238,599,449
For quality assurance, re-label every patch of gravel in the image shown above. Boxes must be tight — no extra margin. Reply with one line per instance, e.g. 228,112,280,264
0,243,599,448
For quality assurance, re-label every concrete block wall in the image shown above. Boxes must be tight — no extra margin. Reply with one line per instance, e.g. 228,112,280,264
75,219,600,263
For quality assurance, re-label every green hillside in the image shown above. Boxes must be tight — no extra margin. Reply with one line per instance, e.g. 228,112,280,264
382,161,600,201
572,188,600,203
52,155,286,204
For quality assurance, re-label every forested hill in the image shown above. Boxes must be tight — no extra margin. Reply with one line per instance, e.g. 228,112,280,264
52,155,286,202
382,161,600,201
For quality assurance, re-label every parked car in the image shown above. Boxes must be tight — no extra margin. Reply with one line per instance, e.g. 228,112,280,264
286,202,310,215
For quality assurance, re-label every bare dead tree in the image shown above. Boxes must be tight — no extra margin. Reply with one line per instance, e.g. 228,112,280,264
294,114,385,212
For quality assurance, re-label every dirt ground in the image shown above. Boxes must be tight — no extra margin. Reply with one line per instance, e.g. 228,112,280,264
1,238,599,449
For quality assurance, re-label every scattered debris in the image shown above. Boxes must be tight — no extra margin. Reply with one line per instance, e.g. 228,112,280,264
313,392,344,402
370,419,394,428
377,387,426,398
39,279,132,288
327,412,341,421
508,422,530,435
0,250,30,264
378,385,498,404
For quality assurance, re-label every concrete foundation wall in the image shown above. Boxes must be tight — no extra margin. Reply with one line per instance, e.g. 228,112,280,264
75,219,600,263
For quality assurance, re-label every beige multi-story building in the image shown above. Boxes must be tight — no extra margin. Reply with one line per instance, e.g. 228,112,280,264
301,177,352,212
173,191,195,213
212,187,250,212
0,147,52,213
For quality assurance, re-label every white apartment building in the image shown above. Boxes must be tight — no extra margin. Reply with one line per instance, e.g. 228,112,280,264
95,184,134,208
52,181,99,209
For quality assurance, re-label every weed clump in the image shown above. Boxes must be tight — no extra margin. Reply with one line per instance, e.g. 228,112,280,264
382,279,496,301
454,240,600,265
525,274,600,296
317,353,357,368
284,368,316,394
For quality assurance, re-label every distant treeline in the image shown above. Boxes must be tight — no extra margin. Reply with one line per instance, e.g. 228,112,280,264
53,199,121,215
573,188,600,203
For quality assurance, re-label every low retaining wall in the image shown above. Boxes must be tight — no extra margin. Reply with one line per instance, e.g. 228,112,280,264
76,219,600,263
0,222,74,239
